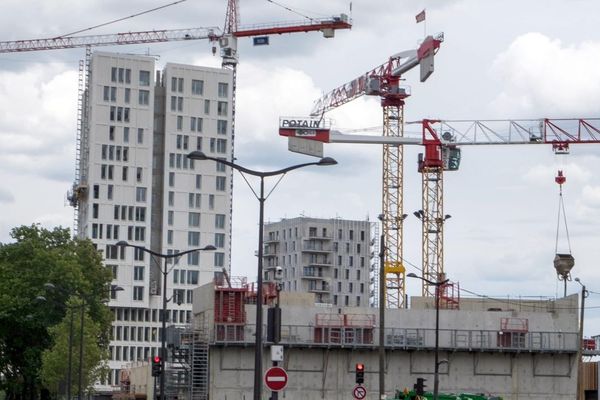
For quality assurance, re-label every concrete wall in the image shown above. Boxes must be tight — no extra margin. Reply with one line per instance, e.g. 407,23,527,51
207,347,576,400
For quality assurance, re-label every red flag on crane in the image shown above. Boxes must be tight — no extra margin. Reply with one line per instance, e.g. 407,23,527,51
416,9,426,23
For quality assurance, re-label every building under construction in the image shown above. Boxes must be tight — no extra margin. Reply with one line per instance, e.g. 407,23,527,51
115,276,599,400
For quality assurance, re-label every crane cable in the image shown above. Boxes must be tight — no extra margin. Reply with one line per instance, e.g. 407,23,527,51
554,170,572,254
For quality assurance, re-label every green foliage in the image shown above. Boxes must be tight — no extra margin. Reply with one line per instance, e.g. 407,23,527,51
0,224,113,399
41,301,109,395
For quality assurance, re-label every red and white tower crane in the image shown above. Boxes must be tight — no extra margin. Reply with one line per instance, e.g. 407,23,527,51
0,0,352,239
281,116,600,306
303,34,443,308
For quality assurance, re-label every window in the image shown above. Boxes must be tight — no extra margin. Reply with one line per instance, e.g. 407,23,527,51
122,166,128,181
191,79,203,95
123,127,129,143
177,97,183,112
93,184,99,199
137,128,144,144
177,116,183,130
134,266,144,281
188,231,200,246
168,211,174,225
215,233,225,248
111,67,117,82
217,120,227,135
168,191,174,206
124,88,130,104
209,194,215,210
133,286,144,301
136,167,143,182
135,207,146,222
214,252,225,267
103,86,110,101
139,70,150,86
188,270,199,285
92,203,99,218
109,106,115,121
107,184,113,200
216,139,227,153
188,212,201,227
218,82,228,97
171,77,177,92
195,174,201,189
134,226,145,241
190,117,197,131
169,172,175,187
216,176,226,191
204,100,210,114
136,187,147,202
215,214,225,229
139,90,149,105
167,230,173,245
217,101,228,116
109,126,115,141
125,68,131,84
170,96,176,111
350,230,354,240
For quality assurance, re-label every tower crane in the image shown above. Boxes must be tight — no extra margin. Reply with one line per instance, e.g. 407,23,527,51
280,117,600,305
306,34,443,308
0,0,351,250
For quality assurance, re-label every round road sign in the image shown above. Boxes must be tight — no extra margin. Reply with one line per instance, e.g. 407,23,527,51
353,384,367,400
264,366,288,392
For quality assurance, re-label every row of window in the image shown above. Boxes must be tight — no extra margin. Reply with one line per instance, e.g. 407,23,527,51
110,67,150,86
112,307,190,323
170,98,228,116
101,145,130,162
170,76,229,99
103,86,150,106
173,114,227,134
109,106,131,123
107,126,145,144
268,227,368,241
91,223,146,242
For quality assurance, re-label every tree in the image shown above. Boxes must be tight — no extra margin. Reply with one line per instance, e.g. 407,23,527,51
41,299,109,396
0,225,112,400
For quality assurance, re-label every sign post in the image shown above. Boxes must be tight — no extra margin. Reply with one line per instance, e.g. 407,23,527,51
264,366,288,392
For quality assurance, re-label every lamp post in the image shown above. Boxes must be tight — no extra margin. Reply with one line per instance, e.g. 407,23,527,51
574,277,587,400
187,150,337,400
116,241,215,400
407,273,449,400
43,283,123,400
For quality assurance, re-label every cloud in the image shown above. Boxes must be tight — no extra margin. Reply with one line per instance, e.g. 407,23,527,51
0,188,15,204
490,33,600,117
0,63,76,181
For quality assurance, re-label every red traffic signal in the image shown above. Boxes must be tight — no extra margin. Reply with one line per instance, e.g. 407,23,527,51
355,363,365,384
152,356,162,377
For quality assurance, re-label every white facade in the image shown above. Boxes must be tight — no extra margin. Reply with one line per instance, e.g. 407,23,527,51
263,217,374,306
76,52,232,392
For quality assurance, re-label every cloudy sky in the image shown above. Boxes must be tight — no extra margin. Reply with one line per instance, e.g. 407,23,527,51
1,0,600,335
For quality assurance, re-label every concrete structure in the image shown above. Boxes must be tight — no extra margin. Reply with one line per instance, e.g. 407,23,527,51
263,217,374,306
186,280,583,400
72,52,233,393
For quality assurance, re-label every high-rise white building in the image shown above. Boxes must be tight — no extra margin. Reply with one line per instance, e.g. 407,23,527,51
73,52,233,392
263,217,374,307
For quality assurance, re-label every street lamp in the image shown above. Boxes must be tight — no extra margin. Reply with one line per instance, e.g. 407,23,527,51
407,273,449,400
187,150,337,400
43,283,123,400
574,277,588,400
116,241,216,400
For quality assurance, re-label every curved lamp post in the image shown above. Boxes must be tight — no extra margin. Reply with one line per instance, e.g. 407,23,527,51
187,151,337,400
407,273,449,400
116,241,215,400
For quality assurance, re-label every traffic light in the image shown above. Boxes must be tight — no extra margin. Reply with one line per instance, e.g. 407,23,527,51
355,363,365,384
414,377,427,395
152,356,162,377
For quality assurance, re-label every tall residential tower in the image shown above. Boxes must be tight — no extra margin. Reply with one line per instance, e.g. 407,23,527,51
72,52,233,391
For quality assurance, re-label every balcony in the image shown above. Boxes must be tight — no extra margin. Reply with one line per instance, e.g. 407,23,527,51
302,244,332,253
304,234,332,241
308,283,331,293
302,268,328,279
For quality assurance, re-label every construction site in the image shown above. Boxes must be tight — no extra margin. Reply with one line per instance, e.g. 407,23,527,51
1,1,600,400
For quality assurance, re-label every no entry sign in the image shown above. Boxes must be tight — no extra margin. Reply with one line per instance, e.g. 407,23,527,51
264,366,288,391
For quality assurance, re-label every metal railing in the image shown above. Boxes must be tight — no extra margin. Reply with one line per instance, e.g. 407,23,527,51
210,323,580,353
